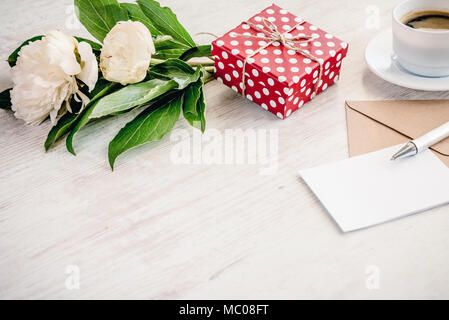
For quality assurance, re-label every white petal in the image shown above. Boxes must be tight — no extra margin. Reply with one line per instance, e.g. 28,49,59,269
46,30,81,75
76,90,91,109
77,41,98,92
1,61,13,89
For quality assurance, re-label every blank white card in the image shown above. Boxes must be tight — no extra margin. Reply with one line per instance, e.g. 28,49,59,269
299,145,449,232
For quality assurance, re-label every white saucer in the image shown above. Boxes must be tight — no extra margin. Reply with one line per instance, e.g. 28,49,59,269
365,29,449,91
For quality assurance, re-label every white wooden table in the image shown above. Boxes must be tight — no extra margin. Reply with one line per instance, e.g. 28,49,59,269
1,0,449,299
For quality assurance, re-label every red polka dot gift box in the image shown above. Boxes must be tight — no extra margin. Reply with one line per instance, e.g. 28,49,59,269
211,4,348,119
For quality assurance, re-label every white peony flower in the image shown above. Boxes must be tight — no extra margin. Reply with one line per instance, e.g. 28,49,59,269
10,30,98,125
100,20,155,85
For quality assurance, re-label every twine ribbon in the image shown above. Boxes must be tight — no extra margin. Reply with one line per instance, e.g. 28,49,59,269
236,18,323,99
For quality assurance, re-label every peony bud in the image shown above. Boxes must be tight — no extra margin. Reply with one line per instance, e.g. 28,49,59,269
100,21,155,85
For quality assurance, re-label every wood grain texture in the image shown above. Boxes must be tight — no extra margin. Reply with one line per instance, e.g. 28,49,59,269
1,0,449,299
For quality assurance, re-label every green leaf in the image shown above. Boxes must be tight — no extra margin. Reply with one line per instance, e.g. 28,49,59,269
89,79,178,119
90,77,114,98
65,82,118,155
120,3,161,37
153,36,190,59
0,89,11,110
8,36,43,67
74,0,128,43
183,83,200,123
137,0,195,47
182,70,206,131
154,35,190,50
149,59,200,89
65,102,97,155
44,79,112,151
179,45,212,61
196,89,206,133
108,92,183,169
44,112,79,151
155,49,188,60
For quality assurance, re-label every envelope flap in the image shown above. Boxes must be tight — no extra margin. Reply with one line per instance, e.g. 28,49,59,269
346,100,449,156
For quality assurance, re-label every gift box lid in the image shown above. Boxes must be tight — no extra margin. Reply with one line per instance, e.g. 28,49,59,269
212,4,348,88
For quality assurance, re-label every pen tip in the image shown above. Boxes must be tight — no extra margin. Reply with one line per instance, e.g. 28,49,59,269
390,156,396,161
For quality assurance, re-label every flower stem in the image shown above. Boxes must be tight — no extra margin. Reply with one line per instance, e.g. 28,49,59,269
188,61,214,67
150,58,166,65
203,72,215,84
150,57,214,67
148,58,215,83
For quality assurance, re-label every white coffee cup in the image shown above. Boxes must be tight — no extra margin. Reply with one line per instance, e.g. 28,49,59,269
392,0,449,77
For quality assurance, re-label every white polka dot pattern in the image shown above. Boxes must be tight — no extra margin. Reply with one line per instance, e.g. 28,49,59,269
211,4,348,119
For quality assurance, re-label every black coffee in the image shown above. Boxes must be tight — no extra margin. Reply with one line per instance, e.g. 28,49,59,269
402,10,449,30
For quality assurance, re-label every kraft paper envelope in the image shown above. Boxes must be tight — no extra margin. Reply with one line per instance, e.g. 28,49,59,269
345,100,449,167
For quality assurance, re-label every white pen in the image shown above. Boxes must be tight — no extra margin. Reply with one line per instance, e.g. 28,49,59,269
391,120,449,160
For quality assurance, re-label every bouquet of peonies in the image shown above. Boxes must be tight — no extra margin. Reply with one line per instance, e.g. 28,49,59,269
0,0,213,169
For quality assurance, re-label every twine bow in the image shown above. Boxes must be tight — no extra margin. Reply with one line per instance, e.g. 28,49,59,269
236,18,323,99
